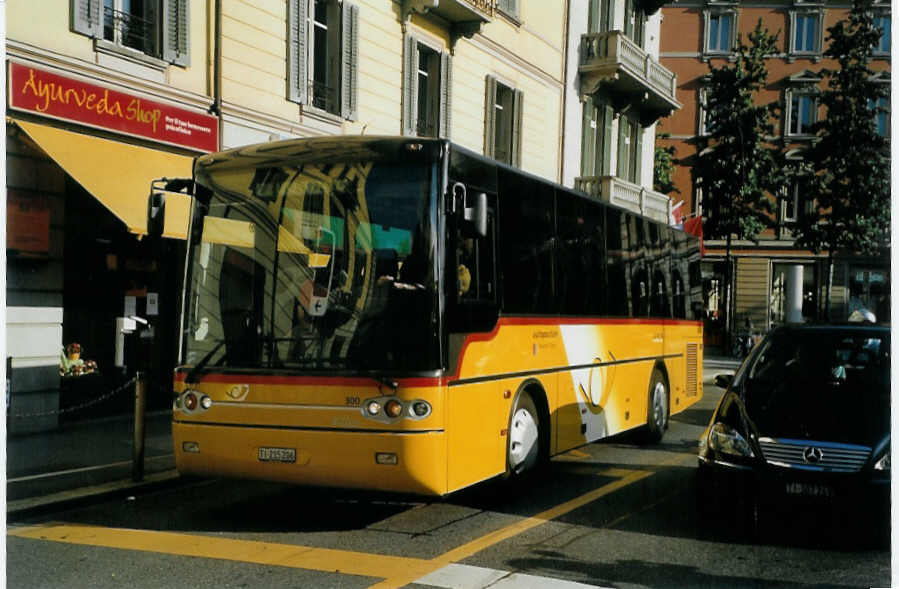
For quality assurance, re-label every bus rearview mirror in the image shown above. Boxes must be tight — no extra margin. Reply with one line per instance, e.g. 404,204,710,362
464,192,488,238
147,192,166,238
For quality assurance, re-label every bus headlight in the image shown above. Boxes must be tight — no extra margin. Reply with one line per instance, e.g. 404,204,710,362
183,391,199,412
385,399,404,418
366,400,382,416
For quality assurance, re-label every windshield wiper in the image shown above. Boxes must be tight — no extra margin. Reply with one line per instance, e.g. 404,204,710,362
185,340,227,384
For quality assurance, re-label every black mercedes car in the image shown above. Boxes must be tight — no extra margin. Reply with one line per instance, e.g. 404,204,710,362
697,323,890,539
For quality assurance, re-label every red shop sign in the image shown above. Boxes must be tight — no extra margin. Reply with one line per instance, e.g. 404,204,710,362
8,62,218,153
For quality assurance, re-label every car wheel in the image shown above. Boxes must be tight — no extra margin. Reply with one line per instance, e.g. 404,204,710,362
507,392,542,477
642,368,668,444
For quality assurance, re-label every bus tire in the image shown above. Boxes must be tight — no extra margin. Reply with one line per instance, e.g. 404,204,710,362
642,368,669,444
506,391,542,477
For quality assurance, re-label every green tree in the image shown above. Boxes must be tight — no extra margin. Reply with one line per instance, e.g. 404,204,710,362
653,134,679,196
795,0,890,318
691,21,784,344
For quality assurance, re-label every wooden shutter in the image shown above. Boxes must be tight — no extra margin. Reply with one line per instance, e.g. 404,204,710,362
144,1,159,57
581,98,596,176
511,89,523,167
71,0,102,38
439,51,452,139
600,103,614,175
633,122,643,184
288,0,308,104
341,2,359,120
403,34,419,136
484,75,497,158
162,0,190,66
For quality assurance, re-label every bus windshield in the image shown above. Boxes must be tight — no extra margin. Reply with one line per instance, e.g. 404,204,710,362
184,160,440,375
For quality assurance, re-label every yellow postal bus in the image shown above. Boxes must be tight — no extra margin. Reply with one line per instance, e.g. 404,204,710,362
152,136,703,496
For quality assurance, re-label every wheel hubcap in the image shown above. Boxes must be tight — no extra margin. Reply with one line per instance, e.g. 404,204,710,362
509,407,539,473
652,381,667,429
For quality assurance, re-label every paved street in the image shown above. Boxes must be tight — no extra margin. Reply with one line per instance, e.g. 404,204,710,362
6,372,891,589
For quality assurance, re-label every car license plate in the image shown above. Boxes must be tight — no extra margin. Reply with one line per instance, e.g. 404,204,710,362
258,447,297,463
785,482,834,498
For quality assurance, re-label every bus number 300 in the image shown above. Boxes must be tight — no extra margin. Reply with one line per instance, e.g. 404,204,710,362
345,396,361,407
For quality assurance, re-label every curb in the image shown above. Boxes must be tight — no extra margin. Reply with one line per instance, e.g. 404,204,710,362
7,470,182,518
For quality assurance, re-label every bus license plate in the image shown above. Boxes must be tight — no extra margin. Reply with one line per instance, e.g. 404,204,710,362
258,447,297,463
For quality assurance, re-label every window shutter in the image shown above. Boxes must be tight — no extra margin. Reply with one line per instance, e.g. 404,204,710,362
617,116,629,179
144,1,159,57
484,75,497,158
439,52,452,139
71,0,102,38
600,104,613,176
341,2,360,120
402,35,419,136
511,89,524,167
287,0,308,104
581,98,596,176
634,124,643,184
162,0,190,66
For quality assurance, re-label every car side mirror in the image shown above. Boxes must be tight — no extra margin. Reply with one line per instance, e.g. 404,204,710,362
714,373,734,389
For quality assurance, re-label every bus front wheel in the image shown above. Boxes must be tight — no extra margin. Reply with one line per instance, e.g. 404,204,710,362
507,392,541,476
642,368,669,444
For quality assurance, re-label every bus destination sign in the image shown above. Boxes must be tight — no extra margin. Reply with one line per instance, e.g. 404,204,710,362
8,62,218,153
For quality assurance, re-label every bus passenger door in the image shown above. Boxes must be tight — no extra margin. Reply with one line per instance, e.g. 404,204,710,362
445,188,504,491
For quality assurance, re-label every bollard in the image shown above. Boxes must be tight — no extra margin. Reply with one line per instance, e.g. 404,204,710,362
133,371,147,482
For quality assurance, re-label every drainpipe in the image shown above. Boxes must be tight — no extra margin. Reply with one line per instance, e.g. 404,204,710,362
209,0,223,150
559,0,571,185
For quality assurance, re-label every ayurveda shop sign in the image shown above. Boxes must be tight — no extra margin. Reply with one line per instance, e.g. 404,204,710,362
8,62,218,152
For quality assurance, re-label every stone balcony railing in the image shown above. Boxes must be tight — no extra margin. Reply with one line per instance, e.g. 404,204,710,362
574,175,672,224
579,31,680,123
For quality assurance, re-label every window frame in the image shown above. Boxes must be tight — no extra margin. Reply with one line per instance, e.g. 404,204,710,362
580,94,614,177
497,0,521,23
789,7,824,60
485,75,523,167
703,7,737,57
873,9,891,56
403,33,452,139
785,89,819,137
287,0,359,121
616,113,643,184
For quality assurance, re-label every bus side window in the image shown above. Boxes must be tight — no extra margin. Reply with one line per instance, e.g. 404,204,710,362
457,212,496,303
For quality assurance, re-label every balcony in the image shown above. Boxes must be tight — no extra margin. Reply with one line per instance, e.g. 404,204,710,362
579,31,681,125
403,0,495,45
575,176,672,224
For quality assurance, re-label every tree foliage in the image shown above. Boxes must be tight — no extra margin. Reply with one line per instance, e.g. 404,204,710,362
653,134,679,195
692,21,783,241
794,0,890,256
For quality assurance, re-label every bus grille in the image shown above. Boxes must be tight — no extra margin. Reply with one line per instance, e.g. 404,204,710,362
685,343,698,397
758,439,872,473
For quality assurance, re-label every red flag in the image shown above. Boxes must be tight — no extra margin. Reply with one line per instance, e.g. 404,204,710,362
683,215,704,256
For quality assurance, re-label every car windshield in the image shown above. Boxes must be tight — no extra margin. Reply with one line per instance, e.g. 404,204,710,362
742,329,890,443
182,160,440,374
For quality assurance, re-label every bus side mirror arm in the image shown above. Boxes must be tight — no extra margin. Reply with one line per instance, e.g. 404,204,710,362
147,192,166,238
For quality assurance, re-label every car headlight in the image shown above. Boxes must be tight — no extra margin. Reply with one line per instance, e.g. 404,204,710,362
874,451,890,471
707,422,754,458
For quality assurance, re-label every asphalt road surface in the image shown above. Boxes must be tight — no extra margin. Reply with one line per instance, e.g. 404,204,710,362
7,383,891,589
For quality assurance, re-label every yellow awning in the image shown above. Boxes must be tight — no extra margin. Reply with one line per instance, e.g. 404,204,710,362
13,120,195,239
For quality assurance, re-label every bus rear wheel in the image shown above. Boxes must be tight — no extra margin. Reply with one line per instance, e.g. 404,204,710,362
642,368,669,444
507,392,541,476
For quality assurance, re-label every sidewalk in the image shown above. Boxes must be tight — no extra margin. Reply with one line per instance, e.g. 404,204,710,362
7,352,745,515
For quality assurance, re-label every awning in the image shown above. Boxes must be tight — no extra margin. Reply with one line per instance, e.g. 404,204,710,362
12,119,194,239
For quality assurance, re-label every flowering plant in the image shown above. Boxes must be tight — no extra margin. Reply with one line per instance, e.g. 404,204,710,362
60,343,98,377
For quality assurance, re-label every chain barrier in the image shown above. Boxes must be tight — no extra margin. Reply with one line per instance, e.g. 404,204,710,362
9,376,138,419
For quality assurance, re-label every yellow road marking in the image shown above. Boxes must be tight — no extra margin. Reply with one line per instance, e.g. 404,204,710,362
9,463,665,588
9,523,432,580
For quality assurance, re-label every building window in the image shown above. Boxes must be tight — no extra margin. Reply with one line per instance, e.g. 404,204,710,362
288,0,359,120
617,114,642,184
403,34,451,138
786,91,818,136
871,96,890,137
581,95,613,177
698,86,715,135
874,12,891,55
485,76,523,166
497,0,520,20
704,10,736,55
588,0,613,33
624,0,646,47
770,262,818,325
781,183,800,224
71,0,189,66
790,10,823,57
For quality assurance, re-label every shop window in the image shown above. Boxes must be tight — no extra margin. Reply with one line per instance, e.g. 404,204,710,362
849,268,890,322
770,263,817,325
288,0,359,120
485,76,523,166
704,9,736,56
403,34,452,139
71,0,189,66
